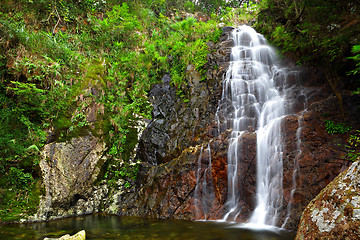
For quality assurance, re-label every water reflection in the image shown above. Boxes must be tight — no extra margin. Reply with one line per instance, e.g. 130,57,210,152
0,214,295,240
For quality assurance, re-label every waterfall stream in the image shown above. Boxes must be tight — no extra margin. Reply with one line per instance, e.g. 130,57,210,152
282,110,305,228
195,144,214,220
214,25,305,227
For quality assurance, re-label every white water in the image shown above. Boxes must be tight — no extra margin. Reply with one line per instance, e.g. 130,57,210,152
282,91,308,227
194,146,204,219
194,144,214,220
215,25,304,226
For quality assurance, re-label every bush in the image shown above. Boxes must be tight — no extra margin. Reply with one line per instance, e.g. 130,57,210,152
324,120,352,135
346,130,360,162
8,167,34,189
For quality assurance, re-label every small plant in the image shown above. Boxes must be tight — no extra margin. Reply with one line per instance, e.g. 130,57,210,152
105,161,140,189
345,130,360,161
352,88,360,95
348,45,360,76
324,120,352,135
8,167,34,189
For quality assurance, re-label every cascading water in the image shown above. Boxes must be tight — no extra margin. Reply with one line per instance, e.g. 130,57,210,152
281,112,303,228
282,93,308,227
194,144,214,220
215,25,305,226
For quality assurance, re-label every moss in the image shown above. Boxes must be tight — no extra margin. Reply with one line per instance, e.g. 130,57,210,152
70,59,106,99
54,114,72,131
0,179,41,223
121,127,139,162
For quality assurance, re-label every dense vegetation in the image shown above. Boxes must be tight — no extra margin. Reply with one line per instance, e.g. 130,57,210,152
0,0,359,221
253,0,360,163
254,0,360,88
0,0,261,221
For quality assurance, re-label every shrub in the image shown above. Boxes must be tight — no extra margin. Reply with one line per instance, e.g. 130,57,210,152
324,120,352,135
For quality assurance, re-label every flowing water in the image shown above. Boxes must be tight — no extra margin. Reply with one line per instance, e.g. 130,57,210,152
213,25,305,226
195,145,215,220
281,112,303,228
0,214,295,239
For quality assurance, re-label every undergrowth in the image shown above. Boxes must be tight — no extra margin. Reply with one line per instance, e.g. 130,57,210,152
0,0,264,220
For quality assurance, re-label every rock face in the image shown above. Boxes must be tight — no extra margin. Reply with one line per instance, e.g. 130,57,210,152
136,75,178,165
105,26,359,231
281,95,355,229
34,133,108,221
295,160,360,240
106,27,235,219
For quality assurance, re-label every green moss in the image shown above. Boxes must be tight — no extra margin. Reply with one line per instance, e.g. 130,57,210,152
54,115,72,131
0,179,41,222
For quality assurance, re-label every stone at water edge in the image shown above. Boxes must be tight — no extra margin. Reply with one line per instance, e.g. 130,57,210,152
43,230,86,240
295,160,360,240
34,133,107,221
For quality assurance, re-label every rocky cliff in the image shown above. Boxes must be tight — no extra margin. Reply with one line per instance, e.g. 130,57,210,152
281,94,357,229
102,27,358,230
32,27,360,232
104,26,234,220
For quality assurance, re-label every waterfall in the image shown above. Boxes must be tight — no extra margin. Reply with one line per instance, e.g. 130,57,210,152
282,92,308,227
194,144,214,220
281,112,303,228
194,145,204,219
215,25,304,226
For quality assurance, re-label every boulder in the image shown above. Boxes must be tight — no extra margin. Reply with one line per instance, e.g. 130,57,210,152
44,230,86,240
295,160,360,240
34,133,107,221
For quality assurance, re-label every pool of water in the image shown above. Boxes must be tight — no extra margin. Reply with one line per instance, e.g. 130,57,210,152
0,214,296,240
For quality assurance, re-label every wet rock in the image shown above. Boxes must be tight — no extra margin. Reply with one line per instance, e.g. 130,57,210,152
107,132,231,220
295,160,360,240
281,95,356,230
44,230,86,240
107,127,259,222
136,80,176,165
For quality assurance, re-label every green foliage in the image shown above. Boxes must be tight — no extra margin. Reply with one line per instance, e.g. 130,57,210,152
0,0,229,220
220,1,263,25
0,179,41,222
324,120,352,135
85,4,221,159
105,161,140,189
68,111,89,135
0,12,80,221
8,167,34,189
7,81,47,118
348,45,360,78
346,130,360,161
255,0,360,86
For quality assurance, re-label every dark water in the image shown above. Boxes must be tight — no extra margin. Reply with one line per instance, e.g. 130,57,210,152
0,214,296,240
